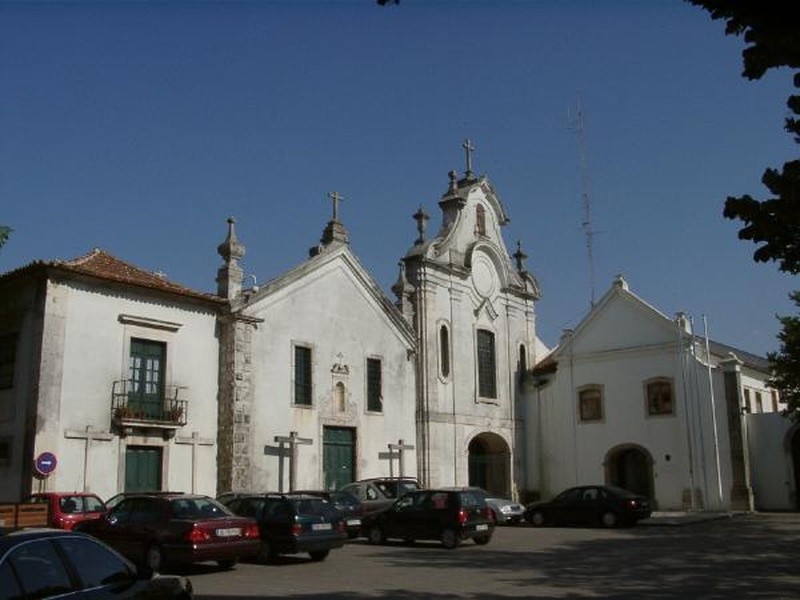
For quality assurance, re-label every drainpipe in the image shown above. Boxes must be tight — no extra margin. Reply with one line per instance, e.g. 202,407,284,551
676,313,696,510
703,315,724,508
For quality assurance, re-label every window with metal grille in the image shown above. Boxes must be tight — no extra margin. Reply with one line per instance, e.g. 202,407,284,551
578,386,603,421
367,357,382,412
645,378,674,416
294,345,312,406
0,332,17,389
477,329,497,399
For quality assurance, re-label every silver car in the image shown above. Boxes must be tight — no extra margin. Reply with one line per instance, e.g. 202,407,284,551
485,496,525,525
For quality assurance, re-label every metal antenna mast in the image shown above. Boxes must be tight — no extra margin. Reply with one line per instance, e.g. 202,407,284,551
569,96,597,307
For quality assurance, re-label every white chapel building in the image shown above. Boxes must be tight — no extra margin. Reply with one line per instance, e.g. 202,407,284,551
0,146,794,512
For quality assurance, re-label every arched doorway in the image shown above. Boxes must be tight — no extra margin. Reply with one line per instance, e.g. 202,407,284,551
605,444,653,500
468,432,510,498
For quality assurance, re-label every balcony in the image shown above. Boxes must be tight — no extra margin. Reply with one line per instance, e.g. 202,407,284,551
111,380,188,438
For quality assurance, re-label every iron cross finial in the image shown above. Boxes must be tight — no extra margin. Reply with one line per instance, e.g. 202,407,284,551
328,191,344,222
462,138,475,177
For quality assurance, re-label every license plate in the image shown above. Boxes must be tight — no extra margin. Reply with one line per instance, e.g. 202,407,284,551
312,523,332,531
216,527,241,537
476,524,489,531
347,519,361,526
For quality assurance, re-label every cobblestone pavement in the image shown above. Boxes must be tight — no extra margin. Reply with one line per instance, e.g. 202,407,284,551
185,512,800,599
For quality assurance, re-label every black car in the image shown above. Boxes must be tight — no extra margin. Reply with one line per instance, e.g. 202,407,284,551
362,487,494,549
75,493,260,573
0,528,193,599
524,485,652,528
220,493,346,562
294,490,363,538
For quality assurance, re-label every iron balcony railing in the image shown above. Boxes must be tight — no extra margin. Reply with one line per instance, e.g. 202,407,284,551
111,380,188,427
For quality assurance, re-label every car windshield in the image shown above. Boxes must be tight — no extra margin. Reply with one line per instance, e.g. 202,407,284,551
59,495,105,514
292,498,335,518
376,480,419,499
329,492,359,507
170,497,230,519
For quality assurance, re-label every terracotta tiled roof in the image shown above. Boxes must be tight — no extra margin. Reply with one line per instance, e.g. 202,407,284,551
3,248,223,305
532,352,558,375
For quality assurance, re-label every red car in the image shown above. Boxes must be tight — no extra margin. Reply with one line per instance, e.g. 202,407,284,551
24,492,107,530
76,493,260,573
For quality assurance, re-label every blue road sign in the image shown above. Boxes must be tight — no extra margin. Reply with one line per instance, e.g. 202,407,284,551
34,451,57,476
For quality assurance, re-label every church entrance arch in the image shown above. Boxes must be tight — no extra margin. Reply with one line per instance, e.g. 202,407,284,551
605,444,653,500
468,432,510,498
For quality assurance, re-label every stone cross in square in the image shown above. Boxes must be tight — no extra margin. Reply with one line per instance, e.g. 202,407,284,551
387,439,415,480
64,425,114,492
274,431,313,492
176,431,215,493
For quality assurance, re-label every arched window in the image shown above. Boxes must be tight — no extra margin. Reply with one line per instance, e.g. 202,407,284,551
440,325,450,378
518,344,527,387
476,329,496,399
475,205,486,236
335,381,346,412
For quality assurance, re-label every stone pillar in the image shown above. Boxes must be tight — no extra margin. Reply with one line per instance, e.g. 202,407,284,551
216,315,258,493
721,354,754,511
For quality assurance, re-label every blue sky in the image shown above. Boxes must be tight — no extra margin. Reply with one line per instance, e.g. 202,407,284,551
1,1,796,357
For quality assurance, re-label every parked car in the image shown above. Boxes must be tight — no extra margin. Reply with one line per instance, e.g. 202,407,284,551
75,492,260,572
24,492,107,530
362,487,494,549
524,485,653,528
484,494,525,525
340,477,421,515
220,492,346,562
105,491,183,511
0,528,193,598
293,489,363,538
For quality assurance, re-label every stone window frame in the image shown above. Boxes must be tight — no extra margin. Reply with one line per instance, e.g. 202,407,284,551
577,385,604,423
438,321,451,381
366,356,383,414
475,204,487,237
292,342,314,408
476,327,497,401
644,377,675,417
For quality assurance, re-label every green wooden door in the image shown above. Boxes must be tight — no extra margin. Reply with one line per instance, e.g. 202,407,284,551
128,338,166,419
323,427,355,491
125,446,162,492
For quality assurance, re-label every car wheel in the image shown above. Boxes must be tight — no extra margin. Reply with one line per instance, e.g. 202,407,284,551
529,510,546,527
217,559,237,570
145,545,163,573
440,528,459,549
367,525,385,545
473,534,491,546
309,550,329,561
601,511,619,528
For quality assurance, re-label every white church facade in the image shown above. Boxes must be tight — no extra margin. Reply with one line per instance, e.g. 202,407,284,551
0,148,794,512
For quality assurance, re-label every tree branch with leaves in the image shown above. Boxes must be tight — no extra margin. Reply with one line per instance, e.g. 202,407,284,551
690,1,800,418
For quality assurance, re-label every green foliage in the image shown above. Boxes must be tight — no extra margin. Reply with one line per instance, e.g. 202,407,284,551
722,160,800,274
0,226,11,249
769,292,800,419
690,1,800,418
